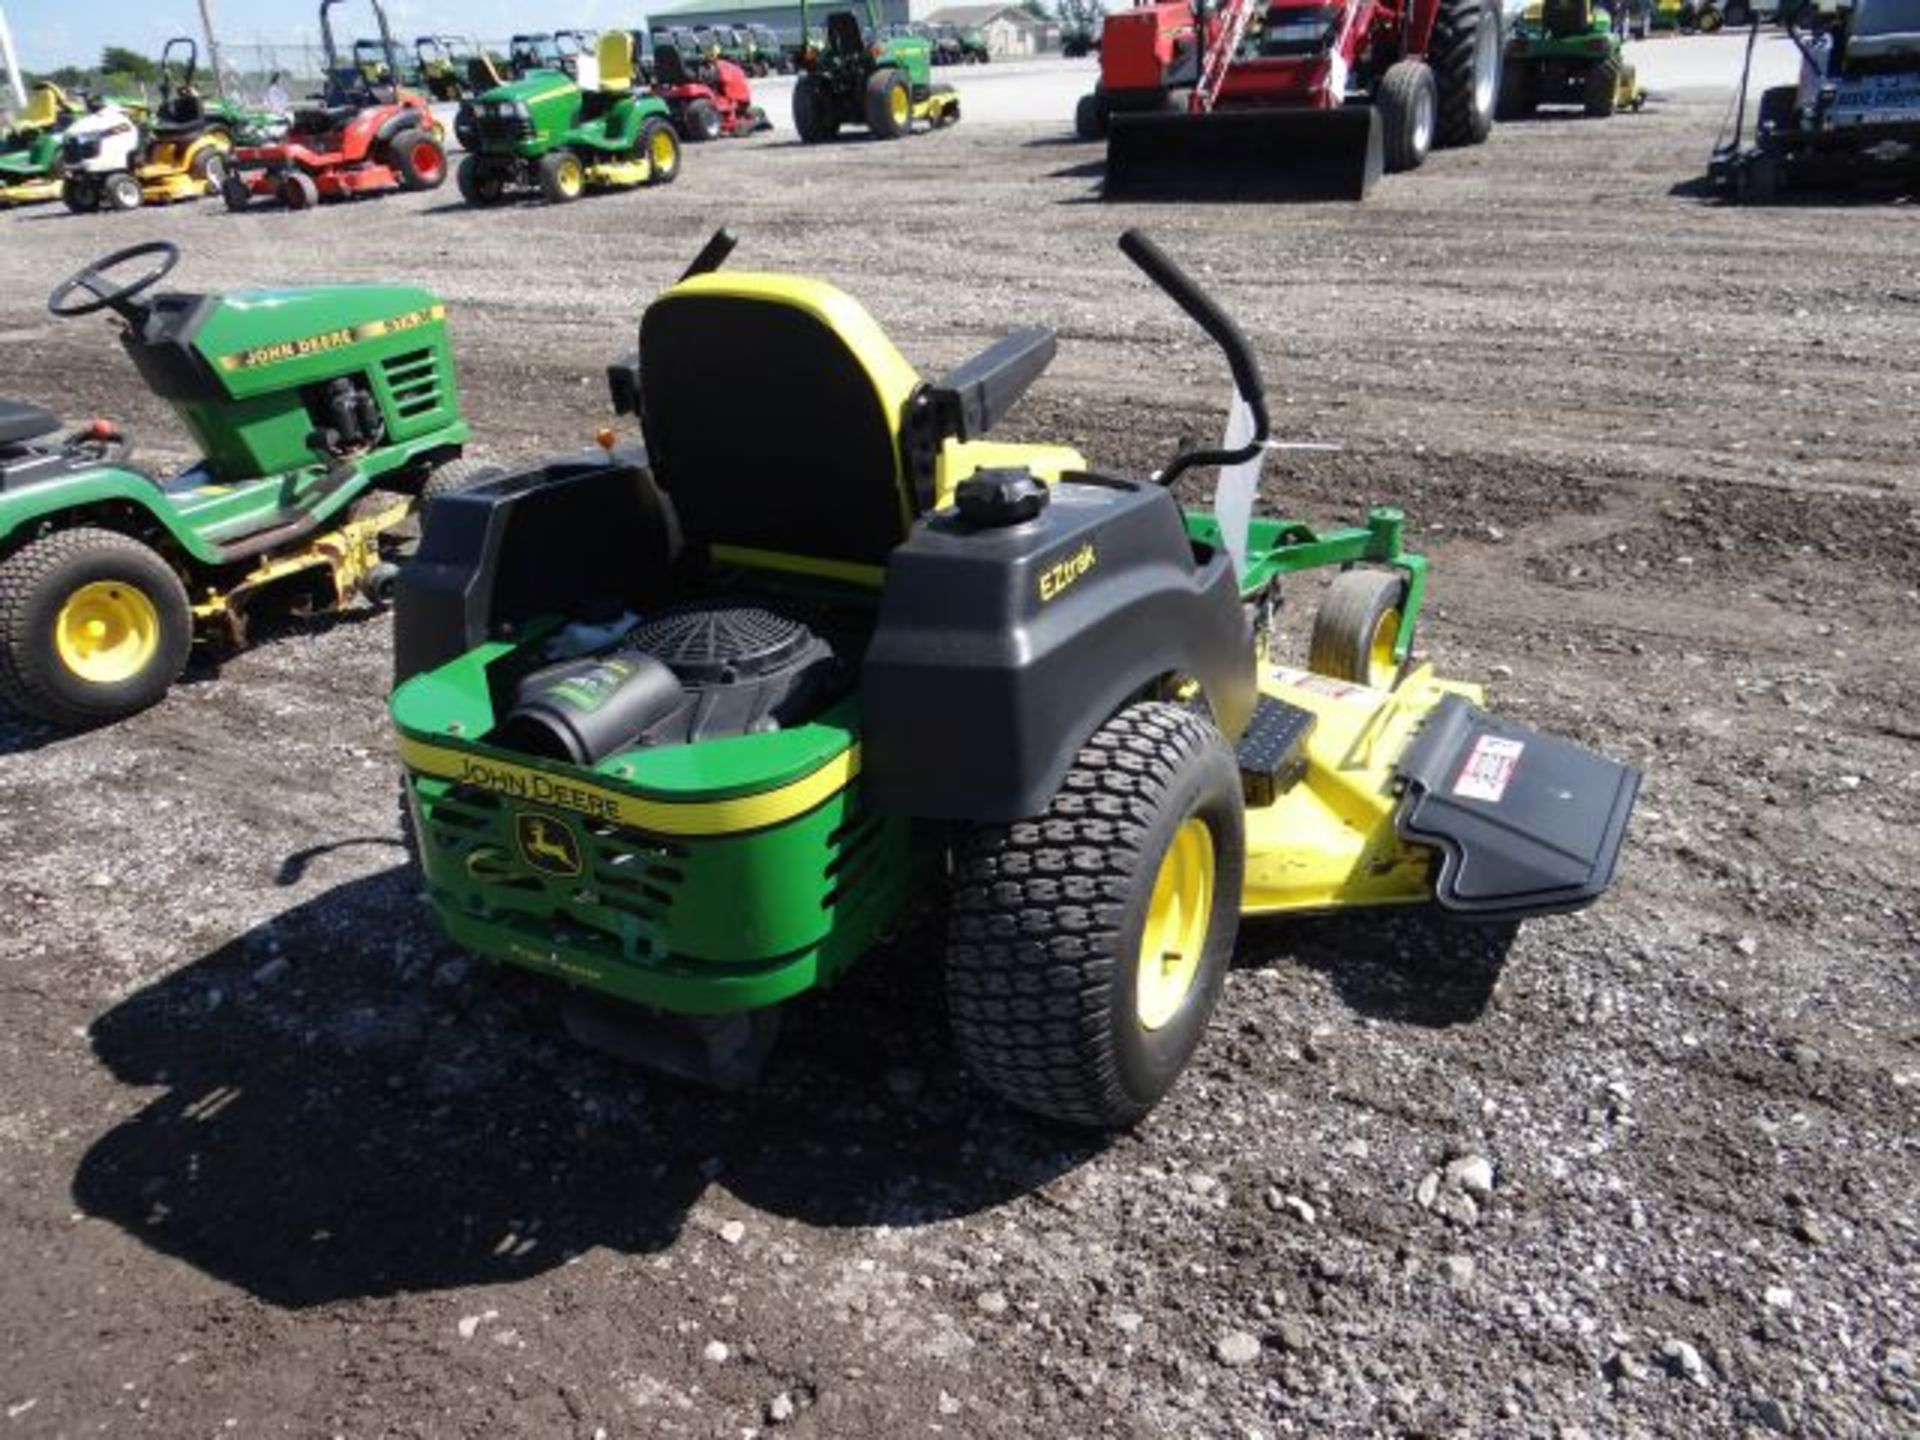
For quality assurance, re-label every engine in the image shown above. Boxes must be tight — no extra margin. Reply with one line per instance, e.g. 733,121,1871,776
493,598,840,766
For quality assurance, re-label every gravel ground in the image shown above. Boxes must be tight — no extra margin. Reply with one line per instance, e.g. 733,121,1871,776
1,90,1917,1439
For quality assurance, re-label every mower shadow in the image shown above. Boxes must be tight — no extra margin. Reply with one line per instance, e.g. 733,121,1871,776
71,864,1100,1310
1238,909,1517,1029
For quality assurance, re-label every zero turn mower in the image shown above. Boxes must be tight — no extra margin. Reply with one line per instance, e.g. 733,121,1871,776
651,40,772,141
0,81,81,208
1712,0,1920,199
390,229,1639,1127
792,0,960,140
222,0,446,211
60,40,236,212
1500,0,1645,117
455,32,681,205
0,242,475,729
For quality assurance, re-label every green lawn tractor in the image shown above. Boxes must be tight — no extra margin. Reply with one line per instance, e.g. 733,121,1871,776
0,242,476,730
389,229,1639,1127
0,82,82,208
792,0,959,141
455,31,681,204
1501,0,1645,117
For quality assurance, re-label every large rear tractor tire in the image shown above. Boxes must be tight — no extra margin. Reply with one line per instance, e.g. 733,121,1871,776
1309,568,1411,690
1584,57,1620,118
792,74,839,143
1430,0,1503,146
392,130,448,190
0,528,193,729
865,68,912,139
189,146,228,192
682,98,723,142
1075,91,1108,140
1377,60,1439,173
946,701,1245,1129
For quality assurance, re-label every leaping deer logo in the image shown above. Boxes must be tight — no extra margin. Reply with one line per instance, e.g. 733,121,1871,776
516,814,582,877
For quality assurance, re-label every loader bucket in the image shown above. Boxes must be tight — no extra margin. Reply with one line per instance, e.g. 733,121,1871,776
1104,106,1383,203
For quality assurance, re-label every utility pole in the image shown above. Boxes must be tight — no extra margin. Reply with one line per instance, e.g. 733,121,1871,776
0,2,28,110
196,0,228,97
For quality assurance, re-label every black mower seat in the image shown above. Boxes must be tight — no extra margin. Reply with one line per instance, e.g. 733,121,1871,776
293,104,359,134
0,398,59,448
639,277,919,569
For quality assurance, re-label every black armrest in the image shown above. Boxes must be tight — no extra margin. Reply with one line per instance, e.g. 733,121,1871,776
927,327,1055,443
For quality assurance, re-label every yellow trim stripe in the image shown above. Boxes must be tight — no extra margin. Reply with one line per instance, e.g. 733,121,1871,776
397,733,860,837
218,304,447,372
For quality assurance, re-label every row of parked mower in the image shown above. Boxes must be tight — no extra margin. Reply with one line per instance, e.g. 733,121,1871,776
2,0,963,216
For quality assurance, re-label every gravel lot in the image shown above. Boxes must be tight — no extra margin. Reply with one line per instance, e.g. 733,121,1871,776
2,78,1917,1439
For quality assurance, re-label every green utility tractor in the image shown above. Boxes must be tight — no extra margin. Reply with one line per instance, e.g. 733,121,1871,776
455,31,681,204
1501,0,1646,117
0,243,475,729
389,229,1639,1126
792,0,959,141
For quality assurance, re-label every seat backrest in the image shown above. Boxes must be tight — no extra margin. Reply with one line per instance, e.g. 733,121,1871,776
654,42,691,85
20,84,62,129
597,31,635,91
160,90,205,127
638,275,923,571
1543,0,1593,36
827,11,867,54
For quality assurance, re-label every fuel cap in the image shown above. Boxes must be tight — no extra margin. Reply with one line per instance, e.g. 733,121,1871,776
954,467,1049,527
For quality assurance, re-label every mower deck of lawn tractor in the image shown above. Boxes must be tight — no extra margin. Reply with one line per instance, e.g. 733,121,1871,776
389,228,1638,1128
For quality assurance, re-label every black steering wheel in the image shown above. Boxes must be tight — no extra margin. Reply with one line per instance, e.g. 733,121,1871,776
48,241,182,320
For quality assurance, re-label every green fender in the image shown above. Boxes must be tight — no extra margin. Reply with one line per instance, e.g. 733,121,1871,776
0,465,227,565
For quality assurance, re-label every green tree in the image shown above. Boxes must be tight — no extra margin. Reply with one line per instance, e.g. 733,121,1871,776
1055,0,1105,38
99,46,158,83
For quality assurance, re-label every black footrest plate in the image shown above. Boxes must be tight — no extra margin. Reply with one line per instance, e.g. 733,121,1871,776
1394,695,1639,920
1237,695,1316,806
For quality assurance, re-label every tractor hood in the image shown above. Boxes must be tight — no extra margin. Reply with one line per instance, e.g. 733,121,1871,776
466,72,582,143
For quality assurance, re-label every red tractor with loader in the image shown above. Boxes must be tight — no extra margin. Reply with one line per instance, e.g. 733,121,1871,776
1083,0,1505,200
649,40,772,140
222,0,447,211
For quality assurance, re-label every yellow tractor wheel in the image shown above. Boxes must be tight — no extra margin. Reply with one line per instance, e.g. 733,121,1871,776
946,701,1244,1128
0,528,192,728
1310,568,1411,690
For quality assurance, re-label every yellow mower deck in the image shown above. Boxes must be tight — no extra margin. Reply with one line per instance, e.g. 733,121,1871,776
134,132,231,204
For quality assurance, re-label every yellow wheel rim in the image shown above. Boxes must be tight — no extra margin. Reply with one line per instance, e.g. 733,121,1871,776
559,157,584,196
1368,607,1401,689
889,85,909,125
650,128,677,172
55,581,160,685
1135,818,1215,1032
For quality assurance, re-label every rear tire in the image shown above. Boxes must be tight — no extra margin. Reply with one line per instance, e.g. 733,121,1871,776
61,177,98,213
0,528,193,729
190,147,228,190
1756,84,1796,136
1309,568,1411,690
221,173,252,210
1584,57,1620,117
1430,0,1503,146
865,68,911,139
793,74,839,143
1377,60,1438,173
1496,61,1535,120
946,701,1245,1129
1075,91,1108,140
682,98,723,141
392,130,448,190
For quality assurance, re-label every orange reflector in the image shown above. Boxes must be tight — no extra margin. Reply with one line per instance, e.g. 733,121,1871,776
596,427,617,451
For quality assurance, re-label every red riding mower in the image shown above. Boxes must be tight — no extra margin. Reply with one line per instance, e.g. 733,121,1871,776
650,40,771,141
222,0,446,210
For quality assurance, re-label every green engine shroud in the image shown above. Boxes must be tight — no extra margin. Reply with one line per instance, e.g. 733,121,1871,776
396,640,927,1014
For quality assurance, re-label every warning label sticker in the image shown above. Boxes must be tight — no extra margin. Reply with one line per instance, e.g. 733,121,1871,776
1452,734,1525,804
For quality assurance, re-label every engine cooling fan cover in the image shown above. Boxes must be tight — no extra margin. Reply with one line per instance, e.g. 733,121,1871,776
629,602,816,686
